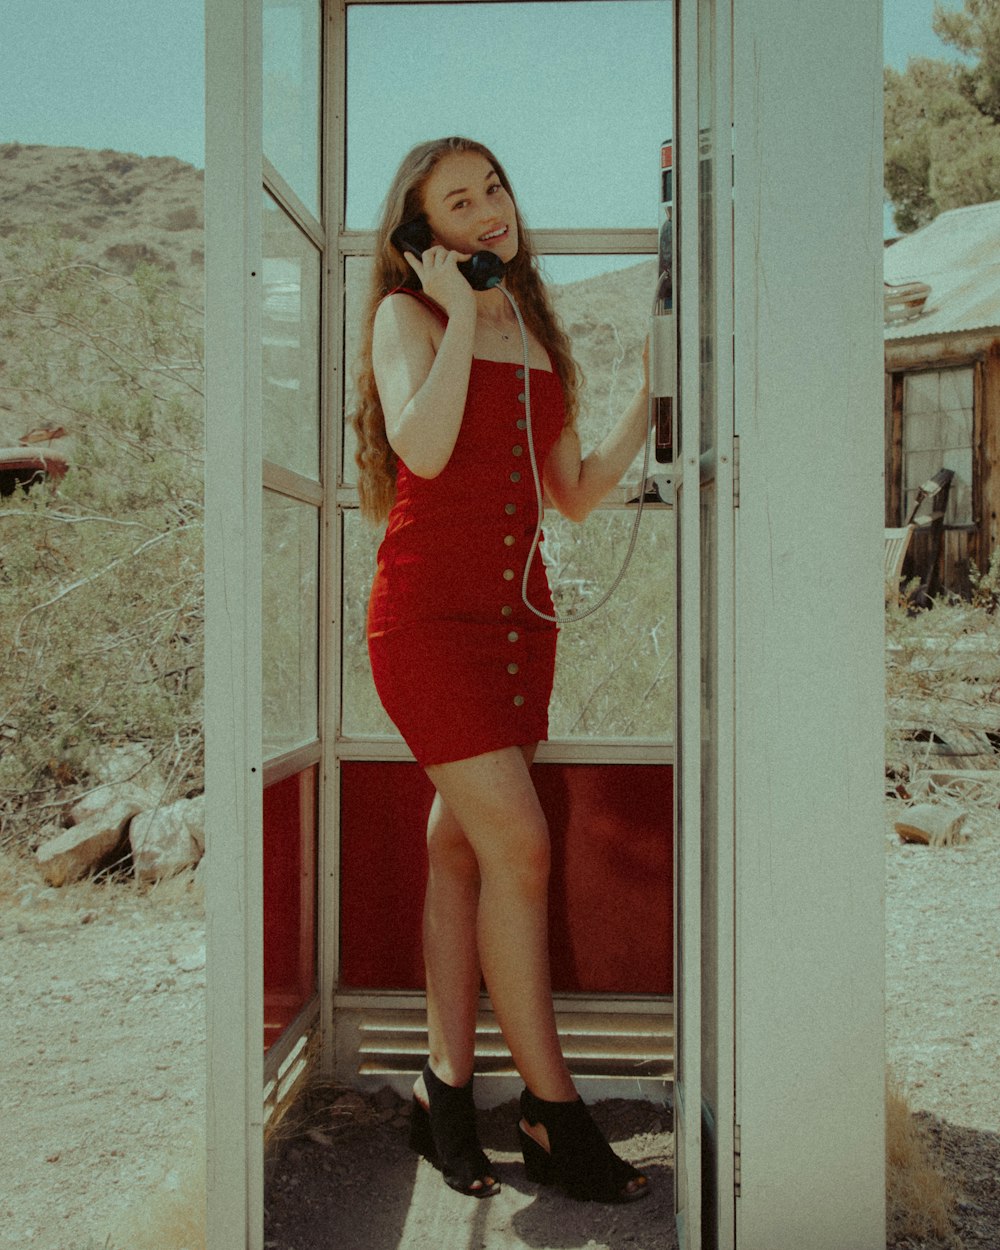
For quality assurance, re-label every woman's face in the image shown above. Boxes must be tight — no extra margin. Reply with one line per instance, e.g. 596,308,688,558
419,150,519,265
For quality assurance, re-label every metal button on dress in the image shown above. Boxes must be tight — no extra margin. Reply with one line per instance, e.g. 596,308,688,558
517,392,526,404
516,418,527,430
507,663,519,675
507,631,519,643
510,471,521,483
513,695,525,707
503,568,515,581
512,445,523,457
516,368,525,379
505,503,516,515
504,534,515,547
501,605,513,617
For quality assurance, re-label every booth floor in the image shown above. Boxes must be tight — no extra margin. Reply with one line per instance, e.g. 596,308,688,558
263,1091,676,1250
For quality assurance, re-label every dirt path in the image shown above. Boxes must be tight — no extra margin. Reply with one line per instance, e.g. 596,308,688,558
2,801,999,1250
0,875,205,1250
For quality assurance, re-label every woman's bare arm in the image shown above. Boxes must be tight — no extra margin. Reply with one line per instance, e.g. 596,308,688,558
544,374,649,523
371,248,478,479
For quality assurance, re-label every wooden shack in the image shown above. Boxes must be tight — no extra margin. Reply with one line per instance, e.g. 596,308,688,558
884,199,1000,595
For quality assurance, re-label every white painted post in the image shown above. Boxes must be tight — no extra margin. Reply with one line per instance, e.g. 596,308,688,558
204,0,265,1246
732,2,886,1246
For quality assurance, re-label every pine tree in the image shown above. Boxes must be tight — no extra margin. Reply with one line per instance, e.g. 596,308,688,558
884,0,1000,232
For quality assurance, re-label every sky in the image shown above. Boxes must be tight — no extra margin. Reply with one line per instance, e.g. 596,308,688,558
0,0,969,242
2,0,204,168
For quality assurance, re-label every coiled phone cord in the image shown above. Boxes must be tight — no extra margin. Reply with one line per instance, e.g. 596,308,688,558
498,285,656,626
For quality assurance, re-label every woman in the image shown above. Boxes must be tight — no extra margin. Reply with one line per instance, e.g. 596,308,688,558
352,137,650,1203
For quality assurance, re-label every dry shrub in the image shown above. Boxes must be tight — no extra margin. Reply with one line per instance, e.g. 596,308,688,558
0,231,203,858
885,588,1000,783
886,1073,957,1246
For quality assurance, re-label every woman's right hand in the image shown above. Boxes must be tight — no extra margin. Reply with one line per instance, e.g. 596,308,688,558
404,246,477,322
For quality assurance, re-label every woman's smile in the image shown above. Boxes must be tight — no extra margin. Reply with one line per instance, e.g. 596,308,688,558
421,150,519,263
478,224,509,246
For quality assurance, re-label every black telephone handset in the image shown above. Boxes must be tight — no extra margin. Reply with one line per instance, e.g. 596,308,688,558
391,218,505,292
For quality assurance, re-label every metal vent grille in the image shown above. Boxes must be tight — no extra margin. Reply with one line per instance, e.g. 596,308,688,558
338,1004,673,1096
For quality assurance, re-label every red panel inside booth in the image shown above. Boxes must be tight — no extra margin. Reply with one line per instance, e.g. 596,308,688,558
339,761,672,995
263,767,318,1050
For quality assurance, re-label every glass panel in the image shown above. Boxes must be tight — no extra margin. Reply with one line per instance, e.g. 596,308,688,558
263,194,321,479
343,255,372,486
547,509,674,737
342,510,397,739
342,505,674,741
942,448,974,524
343,254,658,485
902,367,974,526
697,0,716,458
939,367,973,413
346,2,671,230
940,411,970,451
263,766,318,1050
547,256,657,482
903,370,939,415
263,491,319,754
905,412,940,453
340,760,671,993
696,9,721,1232
263,0,321,218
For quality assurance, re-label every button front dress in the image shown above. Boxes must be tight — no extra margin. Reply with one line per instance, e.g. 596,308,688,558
366,287,565,767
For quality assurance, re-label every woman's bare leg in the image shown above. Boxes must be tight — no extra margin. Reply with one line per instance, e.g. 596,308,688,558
421,790,482,1088
424,745,576,1103
416,790,495,1192
418,746,647,1199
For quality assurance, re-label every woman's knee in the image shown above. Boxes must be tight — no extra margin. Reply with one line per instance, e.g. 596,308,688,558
426,750,550,883
426,797,478,878
484,808,551,891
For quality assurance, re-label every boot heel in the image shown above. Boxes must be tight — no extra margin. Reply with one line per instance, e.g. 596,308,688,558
410,1064,500,1199
409,1095,436,1160
518,1087,650,1204
518,1125,554,1185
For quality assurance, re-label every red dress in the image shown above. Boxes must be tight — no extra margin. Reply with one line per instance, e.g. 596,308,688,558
367,288,565,767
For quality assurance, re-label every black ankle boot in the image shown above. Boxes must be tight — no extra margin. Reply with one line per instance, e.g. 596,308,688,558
409,1062,500,1198
518,1087,649,1203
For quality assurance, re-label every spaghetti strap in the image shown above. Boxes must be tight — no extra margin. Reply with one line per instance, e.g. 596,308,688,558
388,285,448,325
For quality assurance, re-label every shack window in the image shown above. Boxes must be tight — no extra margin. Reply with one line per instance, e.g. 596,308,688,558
902,367,973,526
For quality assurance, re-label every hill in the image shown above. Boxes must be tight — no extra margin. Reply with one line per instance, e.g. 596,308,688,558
0,142,205,299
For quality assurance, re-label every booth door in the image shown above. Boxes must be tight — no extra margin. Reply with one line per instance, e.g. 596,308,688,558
334,0,675,1074
673,0,736,1246
205,1,326,1247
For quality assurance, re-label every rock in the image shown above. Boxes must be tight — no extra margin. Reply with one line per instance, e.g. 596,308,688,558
129,795,205,882
68,782,154,828
84,742,162,788
35,801,135,885
894,802,967,847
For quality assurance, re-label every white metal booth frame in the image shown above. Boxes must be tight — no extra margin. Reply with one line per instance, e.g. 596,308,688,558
204,1,887,1247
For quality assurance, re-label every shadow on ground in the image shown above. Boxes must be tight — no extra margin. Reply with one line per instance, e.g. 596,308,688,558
264,1087,676,1250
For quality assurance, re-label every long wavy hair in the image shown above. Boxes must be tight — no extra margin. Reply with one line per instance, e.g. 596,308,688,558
350,136,581,522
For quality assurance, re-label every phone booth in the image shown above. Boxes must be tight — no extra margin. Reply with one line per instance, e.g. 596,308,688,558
205,2,886,1248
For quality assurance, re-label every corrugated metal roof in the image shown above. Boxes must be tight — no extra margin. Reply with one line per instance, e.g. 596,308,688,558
883,199,1000,340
